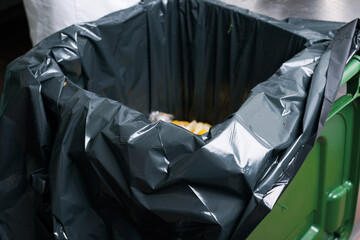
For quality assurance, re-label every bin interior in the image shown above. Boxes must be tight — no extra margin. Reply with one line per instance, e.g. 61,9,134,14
59,1,308,124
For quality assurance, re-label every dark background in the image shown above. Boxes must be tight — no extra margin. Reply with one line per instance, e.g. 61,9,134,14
0,0,31,100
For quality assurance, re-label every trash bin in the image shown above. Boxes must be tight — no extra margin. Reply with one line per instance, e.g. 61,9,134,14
0,0,359,239
248,56,360,239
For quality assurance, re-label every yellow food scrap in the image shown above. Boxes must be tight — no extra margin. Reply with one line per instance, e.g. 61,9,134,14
185,120,197,132
172,120,211,135
172,120,189,128
197,129,208,135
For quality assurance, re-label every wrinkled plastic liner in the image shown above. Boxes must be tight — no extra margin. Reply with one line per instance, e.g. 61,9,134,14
0,0,359,239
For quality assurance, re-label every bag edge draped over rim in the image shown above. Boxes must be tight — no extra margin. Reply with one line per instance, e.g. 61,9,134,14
0,0,359,239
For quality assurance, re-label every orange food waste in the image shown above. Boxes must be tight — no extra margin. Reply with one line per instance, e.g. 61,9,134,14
172,120,211,135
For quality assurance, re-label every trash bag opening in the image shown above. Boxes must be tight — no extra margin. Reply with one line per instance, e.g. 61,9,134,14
54,0,309,125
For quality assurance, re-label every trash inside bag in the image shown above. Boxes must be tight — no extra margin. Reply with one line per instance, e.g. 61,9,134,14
0,0,359,239
172,120,211,135
149,111,211,135
149,111,175,122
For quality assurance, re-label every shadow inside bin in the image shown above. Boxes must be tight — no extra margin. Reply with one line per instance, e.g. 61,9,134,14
55,1,308,125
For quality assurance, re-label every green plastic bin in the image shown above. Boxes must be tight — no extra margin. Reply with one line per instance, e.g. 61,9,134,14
248,56,360,239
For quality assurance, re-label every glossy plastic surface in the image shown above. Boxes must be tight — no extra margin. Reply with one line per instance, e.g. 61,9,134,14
0,1,359,239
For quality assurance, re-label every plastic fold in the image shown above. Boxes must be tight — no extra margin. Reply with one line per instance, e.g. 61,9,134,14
0,0,359,239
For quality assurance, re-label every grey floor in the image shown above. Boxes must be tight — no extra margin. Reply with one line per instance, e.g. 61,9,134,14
352,220,360,240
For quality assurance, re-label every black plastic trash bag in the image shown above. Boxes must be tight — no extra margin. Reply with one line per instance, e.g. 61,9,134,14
1,0,359,239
